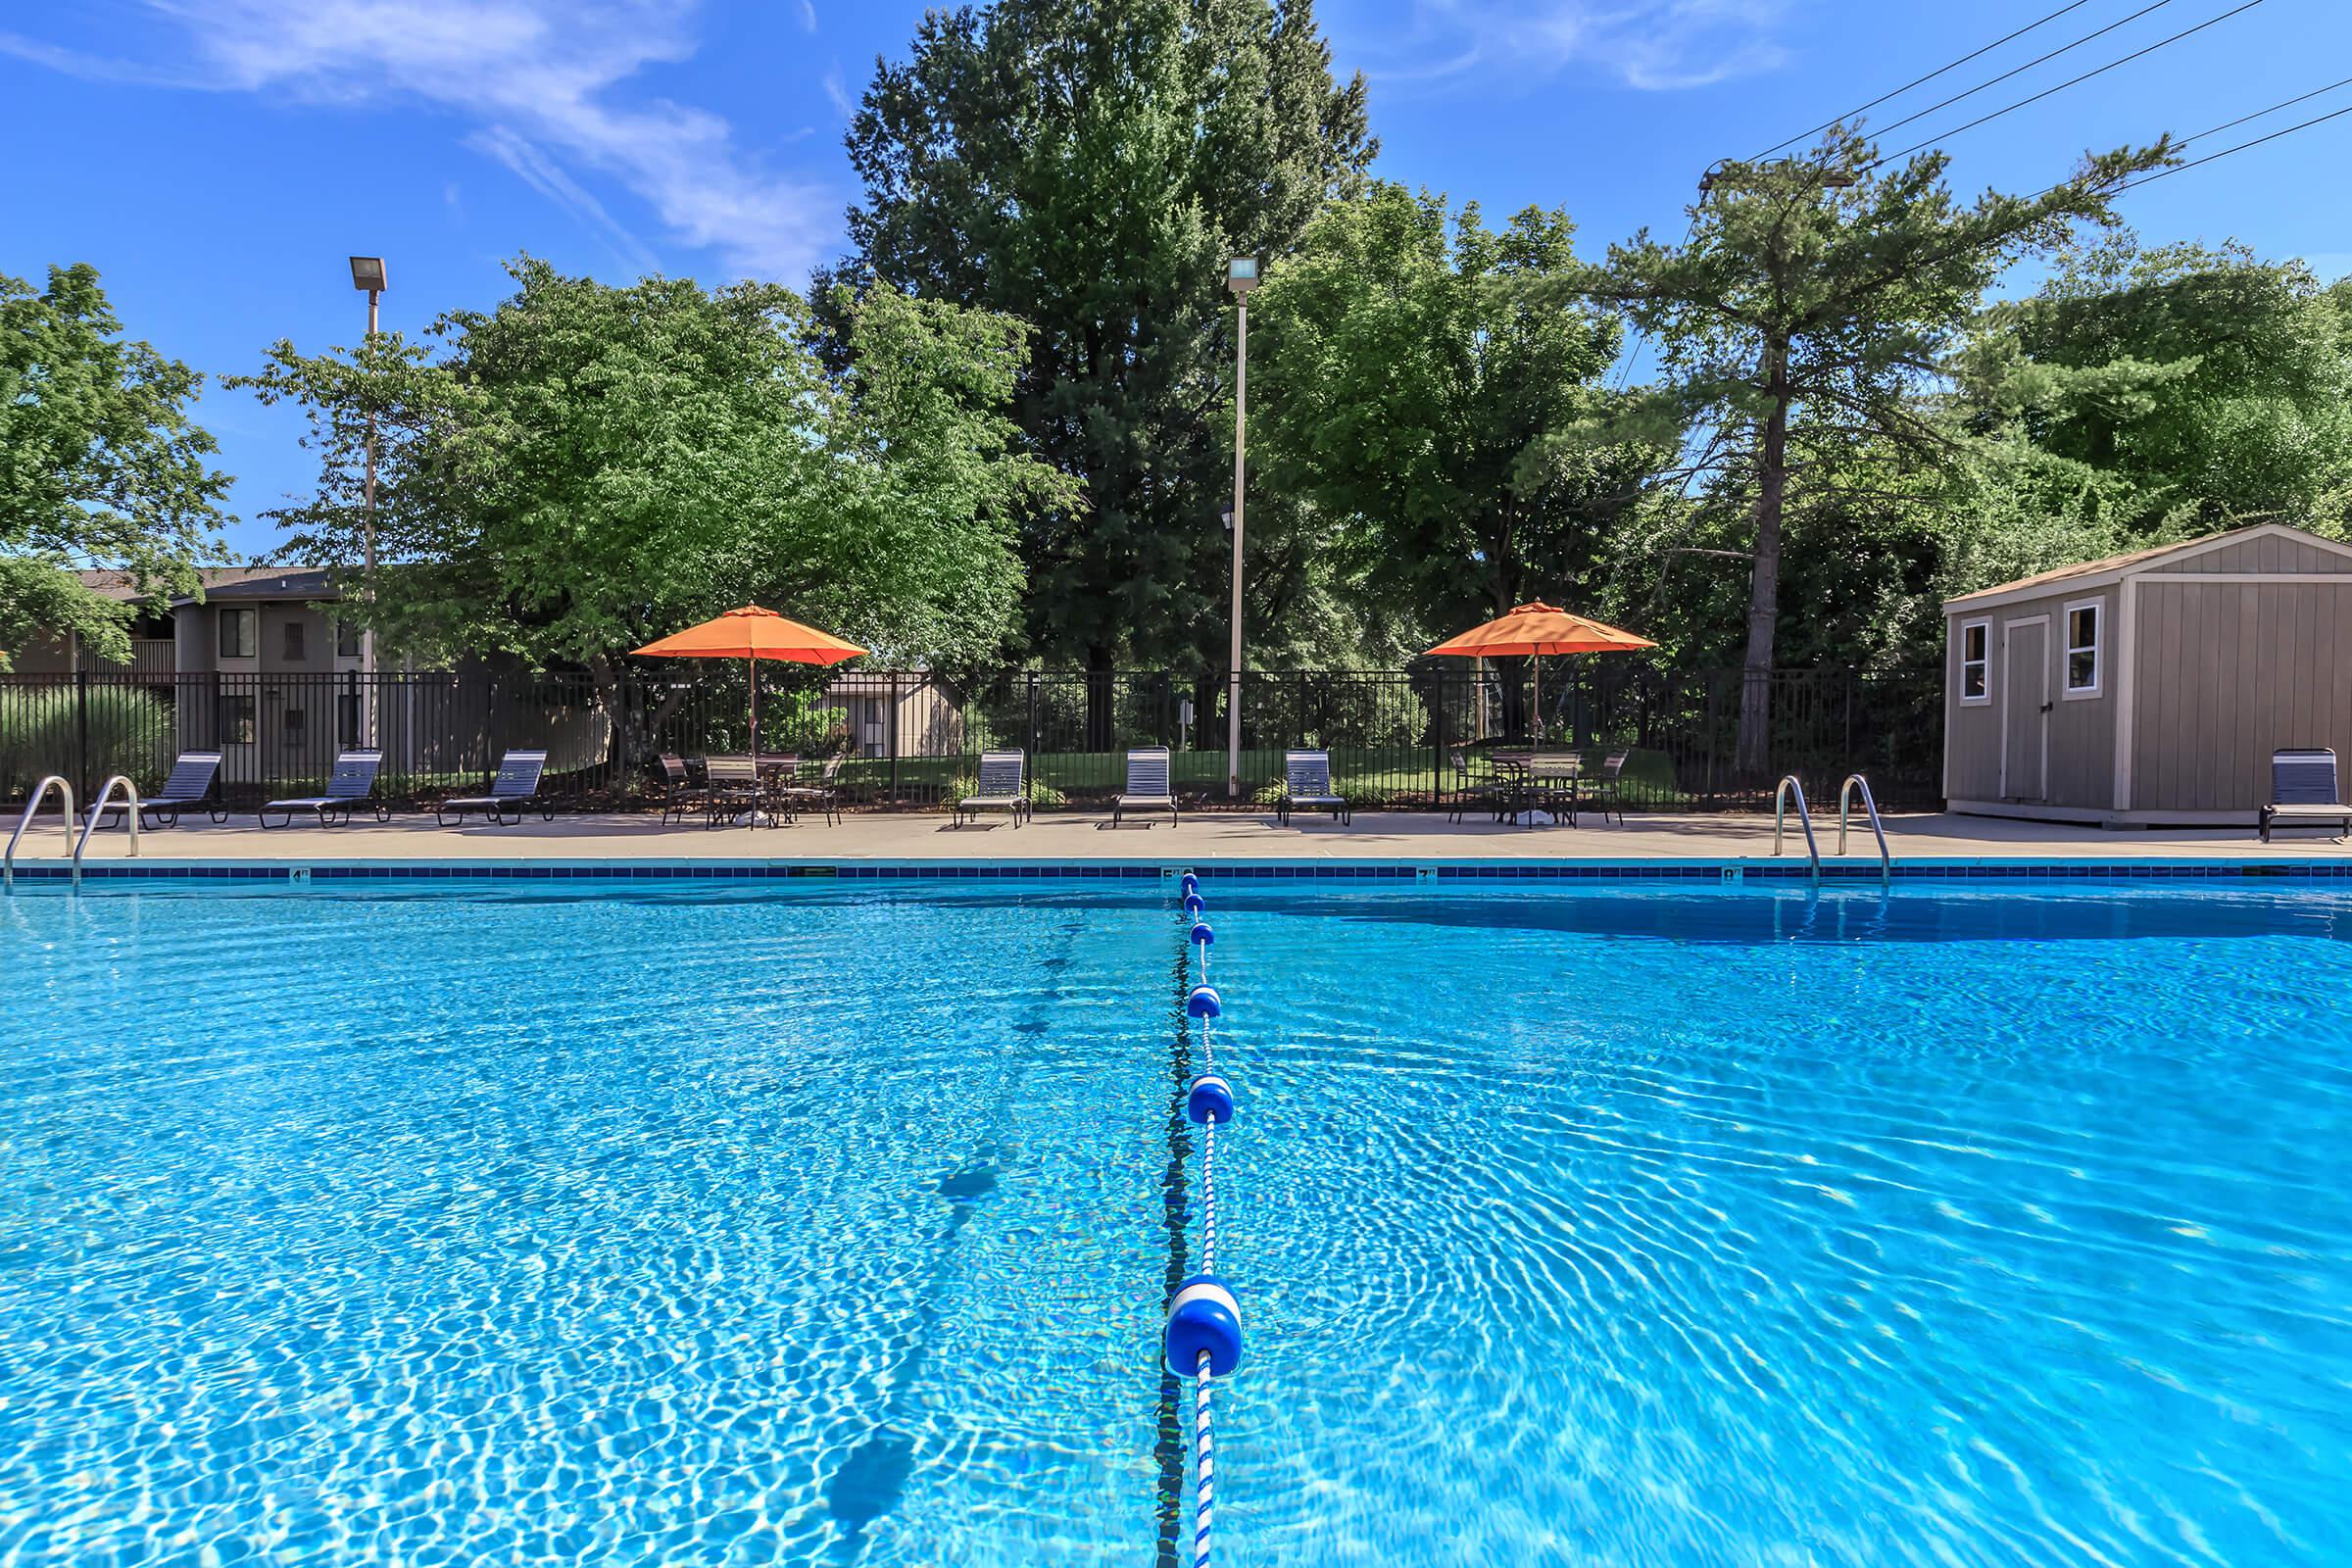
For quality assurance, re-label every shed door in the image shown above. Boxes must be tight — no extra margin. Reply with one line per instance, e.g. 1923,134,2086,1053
2001,617,2050,801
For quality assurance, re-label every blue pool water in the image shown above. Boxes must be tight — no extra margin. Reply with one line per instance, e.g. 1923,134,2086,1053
3,878,2349,1565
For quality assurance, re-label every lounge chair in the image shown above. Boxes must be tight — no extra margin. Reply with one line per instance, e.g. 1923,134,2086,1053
1276,749,1350,826
773,756,846,827
2258,749,2352,842
655,754,708,826
435,750,552,826
259,750,387,828
954,751,1032,828
84,751,225,829
1113,747,1177,828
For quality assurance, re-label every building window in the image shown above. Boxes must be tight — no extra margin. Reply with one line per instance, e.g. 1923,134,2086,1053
1958,620,1989,705
221,694,256,745
335,617,361,660
283,706,308,748
283,620,307,662
2064,600,2102,697
220,607,257,660
337,693,362,747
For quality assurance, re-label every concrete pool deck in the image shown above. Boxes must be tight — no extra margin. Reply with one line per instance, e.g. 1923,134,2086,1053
12,807,2351,869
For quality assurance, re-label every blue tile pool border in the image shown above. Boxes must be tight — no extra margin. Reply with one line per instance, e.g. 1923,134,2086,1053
11,856,2352,885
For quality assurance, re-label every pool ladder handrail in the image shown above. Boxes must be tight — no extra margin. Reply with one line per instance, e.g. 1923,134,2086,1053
75,776,142,874
1838,773,1892,888
1772,774,1820,885
5,775,76,892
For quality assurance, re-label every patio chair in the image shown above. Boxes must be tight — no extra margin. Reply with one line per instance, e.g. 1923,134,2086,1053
259,750,387,828
1277,749,1350,826
1446,746,1504,824
955,751,1031,828
1591,750,1631,825
1525,752,1583,826
84,752,226,829
434,750,552,827
704,755,795,827
1113,747,1177,828
773,756,846,827
656,754,706,827
2258,749,2352,842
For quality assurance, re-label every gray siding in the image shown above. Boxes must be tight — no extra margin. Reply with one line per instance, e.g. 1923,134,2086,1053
1947,586,2119,807
2143,534,2352,575
2130,579,2352,811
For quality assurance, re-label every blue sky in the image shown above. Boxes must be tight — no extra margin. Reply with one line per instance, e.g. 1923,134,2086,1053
6,0,2348,556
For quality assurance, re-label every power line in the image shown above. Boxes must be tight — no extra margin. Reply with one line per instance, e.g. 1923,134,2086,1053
1753,0,2098,160
2174,74,2352,147
2116,99,2352,192
1866,0,2177,144
1867,0,2270,170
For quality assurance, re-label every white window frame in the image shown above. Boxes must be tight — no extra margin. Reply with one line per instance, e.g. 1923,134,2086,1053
1957,619,1990,706
2062,598,2103,699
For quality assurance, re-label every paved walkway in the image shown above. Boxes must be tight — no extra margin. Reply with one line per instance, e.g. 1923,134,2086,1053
14,808,2346,866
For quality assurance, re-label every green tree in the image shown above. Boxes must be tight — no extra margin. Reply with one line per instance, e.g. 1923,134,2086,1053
1251,183,1648,650
234,258,1069,710
0,263,228,666
1566,127,2168,771
829,0,1374,693
1952,236,2352,540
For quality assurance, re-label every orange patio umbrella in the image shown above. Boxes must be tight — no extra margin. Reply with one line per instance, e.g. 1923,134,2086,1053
1424,602,1655,740
633,605,867,763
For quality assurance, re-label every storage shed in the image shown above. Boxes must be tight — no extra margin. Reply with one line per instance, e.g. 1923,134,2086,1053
1942,523,2352,826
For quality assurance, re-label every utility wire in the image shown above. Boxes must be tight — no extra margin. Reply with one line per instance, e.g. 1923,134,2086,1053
2021,75,2352,200
1867,0,2270,170
1866,0,2177,144
1753,0,2098,159
2116,99,2352,192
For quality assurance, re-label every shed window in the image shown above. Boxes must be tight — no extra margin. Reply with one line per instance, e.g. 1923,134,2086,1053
283,620,307,662
2064,601,2101,696
220,694,256,745
1959,621,1989,704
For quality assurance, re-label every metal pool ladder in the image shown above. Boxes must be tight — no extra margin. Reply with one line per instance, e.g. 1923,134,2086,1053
1838,773,1892,888
5,775,75,891
1772,774,1820,886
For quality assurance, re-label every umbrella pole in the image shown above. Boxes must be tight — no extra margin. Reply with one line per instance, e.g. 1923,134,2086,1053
748,654,759,829
1532,655,1542,743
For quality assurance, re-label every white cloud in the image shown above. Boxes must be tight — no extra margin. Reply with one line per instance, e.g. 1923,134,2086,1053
795,0,817,32
1356,0,1790,93
11,0,835,281
822,61,854,118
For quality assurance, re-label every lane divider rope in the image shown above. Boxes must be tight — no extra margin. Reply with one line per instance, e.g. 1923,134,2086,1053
1165,869,1240,1568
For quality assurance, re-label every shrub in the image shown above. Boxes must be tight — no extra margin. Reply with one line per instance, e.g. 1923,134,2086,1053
0,685,173,801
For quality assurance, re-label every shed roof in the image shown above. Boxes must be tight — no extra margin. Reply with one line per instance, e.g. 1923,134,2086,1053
1942,523,2352,612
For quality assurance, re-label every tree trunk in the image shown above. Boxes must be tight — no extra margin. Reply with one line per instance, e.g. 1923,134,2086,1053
1084,647,1115,755
1736,332,1791,779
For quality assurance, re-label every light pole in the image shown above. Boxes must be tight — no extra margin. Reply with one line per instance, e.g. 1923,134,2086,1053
349,256,385,743
1224,256,1256,800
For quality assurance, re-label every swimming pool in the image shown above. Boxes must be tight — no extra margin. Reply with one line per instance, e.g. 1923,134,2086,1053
4,877,2347,1564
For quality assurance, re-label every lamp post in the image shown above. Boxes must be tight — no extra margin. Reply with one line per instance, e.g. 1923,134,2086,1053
348,255,386,744
1224,256,1256,800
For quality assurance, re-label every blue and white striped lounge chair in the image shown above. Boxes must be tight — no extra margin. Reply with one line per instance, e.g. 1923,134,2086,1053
955,751,1031,828
1277,749,1350,826
259,750,387,828
84,751,225,829
2259,749,2352,842
1113,747,1176,828
435,750,552,826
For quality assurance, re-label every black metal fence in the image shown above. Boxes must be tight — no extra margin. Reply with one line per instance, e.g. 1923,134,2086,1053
0,663,1942,813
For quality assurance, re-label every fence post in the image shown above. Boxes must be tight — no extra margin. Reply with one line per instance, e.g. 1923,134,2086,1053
74,668,91,799
1433,670,1446,808
1026,672,1039,766
887,669,902,808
